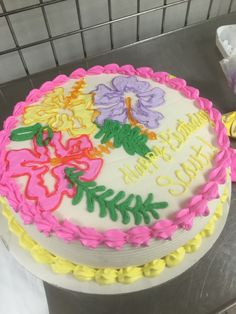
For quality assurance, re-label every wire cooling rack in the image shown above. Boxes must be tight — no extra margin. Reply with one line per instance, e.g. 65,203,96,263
0,0,235,85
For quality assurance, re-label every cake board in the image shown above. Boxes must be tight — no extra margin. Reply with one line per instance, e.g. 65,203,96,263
0,192,231,295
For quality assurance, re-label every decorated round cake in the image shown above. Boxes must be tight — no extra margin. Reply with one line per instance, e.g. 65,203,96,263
0,64,236,289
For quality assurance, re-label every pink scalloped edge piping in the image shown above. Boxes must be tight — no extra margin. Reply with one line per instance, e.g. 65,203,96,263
0,64,235,250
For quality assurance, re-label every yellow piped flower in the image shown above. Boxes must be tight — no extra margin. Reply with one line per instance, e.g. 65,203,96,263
200,220,215,237
143,259,166,277
8,219,25,237
214,203,223,218
30,245,55,264
51,257,75,274
210,214,218,223
220,189,229,203
184,234,202,253
94,268,118,285
0,196,8,207
165,247,185,267
19,233,37,250
73,265,96,281
117,266,143,284
23,81,97,137
2,205,13,221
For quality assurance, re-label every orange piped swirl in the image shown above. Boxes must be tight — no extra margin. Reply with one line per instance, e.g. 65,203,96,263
64,79,86,108
125,96,157,140
50,141,114,166
85,141,114,158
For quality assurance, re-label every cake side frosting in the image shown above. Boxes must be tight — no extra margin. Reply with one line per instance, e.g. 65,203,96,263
0,182,229,285
4,174,230,268
0,64,234,250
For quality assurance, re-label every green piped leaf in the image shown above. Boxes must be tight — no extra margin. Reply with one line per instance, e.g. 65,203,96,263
10,123,41,141
65,167,168,225
36,125,53,146
10,123,53,147
72,185,84,205
95,119,151,157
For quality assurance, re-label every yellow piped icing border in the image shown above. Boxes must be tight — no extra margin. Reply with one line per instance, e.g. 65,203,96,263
0,187,228,285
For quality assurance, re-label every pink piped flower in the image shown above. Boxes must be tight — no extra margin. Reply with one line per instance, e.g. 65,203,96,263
215,149,230,164
35,211,59,236
167,78,186,90
188,194,203,207
104,63,120,73
52,74,69,85
103,229,127,249
127,226,151,246
152,72,169,83
0,179,24,211
3,116,17,131
6,133,103,212
209,165,227,184
218,132,230,148
175,208,195,230
40,81,55,92
196,97,212,110
19,203,36,224
13,101,28,116
181,86,199,99
70,67,87,79
118,64,136,75
77,226,103,248
229,147,236,182
210,108,222,123
151,220,177,239
189,198,209,216
26,89,43,103
87,65,104,74
55,220,80,242
200,182,219,200
136,67,154,78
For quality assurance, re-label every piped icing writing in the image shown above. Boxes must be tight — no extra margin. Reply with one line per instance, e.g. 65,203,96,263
156,141,217,196
119,110,212,184
0,64,234,249
120,139,217,188
0,187,227,284
158,111,210,152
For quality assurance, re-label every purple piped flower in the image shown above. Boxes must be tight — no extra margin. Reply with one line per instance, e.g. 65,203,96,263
93,76,165,129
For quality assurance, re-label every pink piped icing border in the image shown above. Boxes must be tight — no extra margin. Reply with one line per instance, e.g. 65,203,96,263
0,64,235,250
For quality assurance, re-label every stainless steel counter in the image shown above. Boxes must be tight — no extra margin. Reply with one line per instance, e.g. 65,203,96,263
0,12,236,314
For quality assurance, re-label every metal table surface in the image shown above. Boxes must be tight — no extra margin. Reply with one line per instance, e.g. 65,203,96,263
0,12,236,314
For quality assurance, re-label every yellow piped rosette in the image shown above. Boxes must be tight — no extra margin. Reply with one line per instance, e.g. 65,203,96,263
0,186,228,285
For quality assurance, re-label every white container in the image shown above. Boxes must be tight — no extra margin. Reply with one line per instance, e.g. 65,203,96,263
0,237,48,314
216,25,236,58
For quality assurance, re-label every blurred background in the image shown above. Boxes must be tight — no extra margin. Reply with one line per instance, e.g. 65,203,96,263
0,0,235,85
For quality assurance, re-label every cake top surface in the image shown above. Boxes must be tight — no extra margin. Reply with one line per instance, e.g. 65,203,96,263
0,64,232,249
